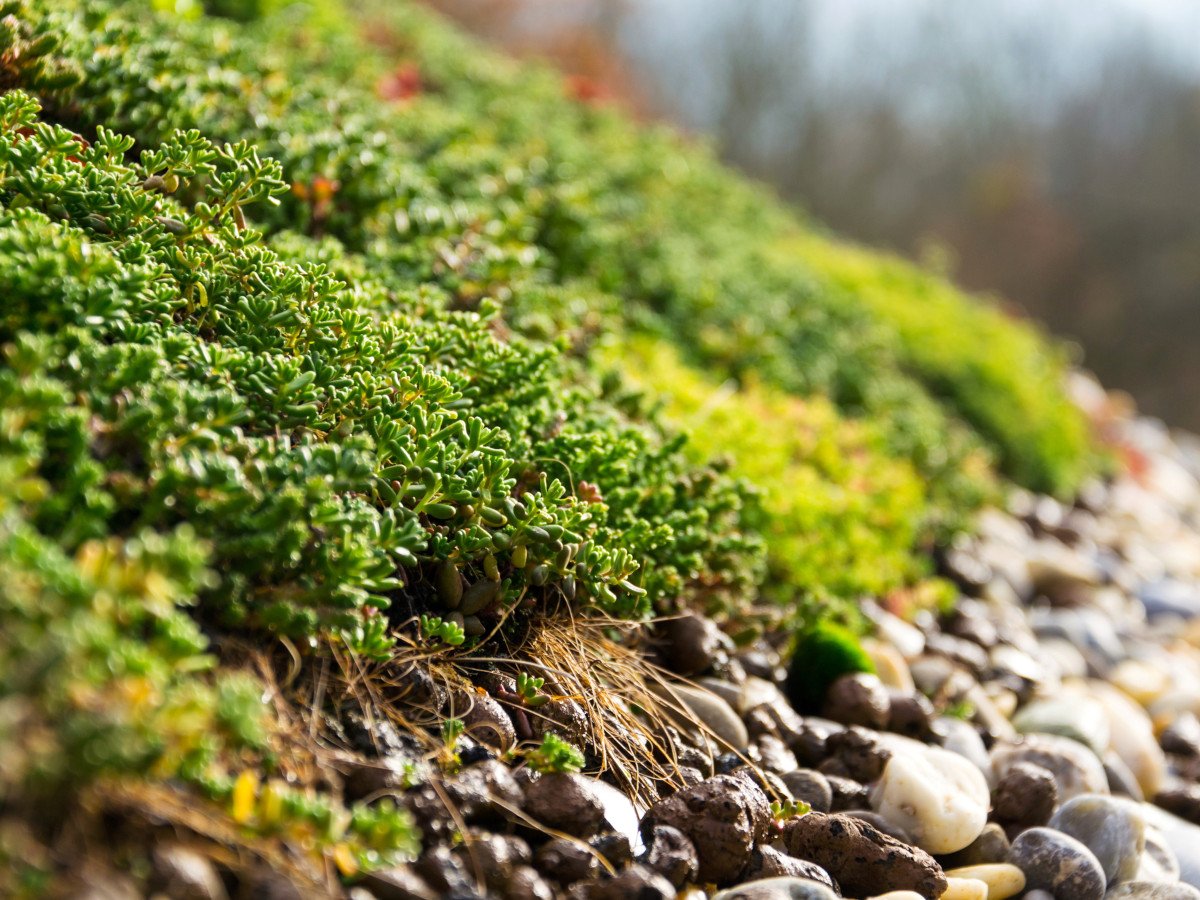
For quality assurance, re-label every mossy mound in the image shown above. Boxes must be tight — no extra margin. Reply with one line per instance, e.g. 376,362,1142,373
0,0,1100,891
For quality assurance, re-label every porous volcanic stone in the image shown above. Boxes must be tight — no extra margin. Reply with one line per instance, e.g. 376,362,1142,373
780,812,947,899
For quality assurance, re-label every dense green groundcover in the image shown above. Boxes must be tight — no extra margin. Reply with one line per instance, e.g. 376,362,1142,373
0,0,1100,887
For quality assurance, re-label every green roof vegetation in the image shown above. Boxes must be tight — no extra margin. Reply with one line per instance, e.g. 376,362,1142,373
0,0,1100,888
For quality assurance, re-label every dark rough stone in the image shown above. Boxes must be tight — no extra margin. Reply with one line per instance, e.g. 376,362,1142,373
992,761,1057,829
821,674,891,730
414,845,477,897
589,831,632,870
824,726,892,782
505,865,556,900
444,759,523,824
887,693,938,741
640,773,770,885
740,846,839,893
1008,827,1106,900
781,812,947,900
841,809,912,844
659,614,725,676
824,774,870,812
453,833,531,892
639,824,698,888
534,837,600,885
524,773,605,837
753,734,800,775
782,769,832,814
572,863,675,900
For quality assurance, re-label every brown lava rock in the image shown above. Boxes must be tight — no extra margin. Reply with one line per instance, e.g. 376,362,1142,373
572,863,676,900
821,673,891,730
781,812,948,899
640,824,699,888
524,773,606,837
824,726,892,782
640,773,770,885
535,837,601,885
991,761,1057,830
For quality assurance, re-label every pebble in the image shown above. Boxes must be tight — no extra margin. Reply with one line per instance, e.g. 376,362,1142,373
940,824,1011,867
943,864,1025,900
1013,693,1111,754
640,774,769,885
781,812,947,899
740,848,837,889
1138,825,1182,883
651,681,750,751
658,614,726,675
869,743,989,854
1112,660,1172,706
150,845,228,900
574,864,675,900
523,773,606,838
783,769,833,813
1139,803,1200,888
639,824,698,888
991,761,1058,830
821,673,892,729
991,733,1110,800
506,866,556,900
937,717,993,776
1106,884,1200,900
535,837,600,885
866,894,924,900
863,639,916,692
1008,827,1107,900
940,877,988,900
1049,795,1145,886
712,877,839,900
1091,681,1167,797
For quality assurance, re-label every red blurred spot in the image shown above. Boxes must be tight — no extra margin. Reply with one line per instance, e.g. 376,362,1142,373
378,62,423,102
564,74,612,106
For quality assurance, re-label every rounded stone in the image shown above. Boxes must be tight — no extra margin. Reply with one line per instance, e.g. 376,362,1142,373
991,733,1110,801
1137,825,1181,883
821,673,891,730
870,743,989,854
713,877,840,900
944,864,1025,900
1012,693,1110,755
1049,794,1145,886
782,769,833,814
523,773,605,838
1008,827,1106,900
992,761,1058,829
1106,883,1200,900
940,877,988,900
650,681,749,751
640,773,769,886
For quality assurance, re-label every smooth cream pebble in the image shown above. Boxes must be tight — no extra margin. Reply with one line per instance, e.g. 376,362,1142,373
941,878,989,900
945,864,1026,900
867,893,925,900
870,744,989,854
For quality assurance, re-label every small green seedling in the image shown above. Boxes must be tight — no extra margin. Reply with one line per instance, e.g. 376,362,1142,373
770,798,811,822
944,698,976,720
420,614,465,648
515,672,549,707
522,734,585,774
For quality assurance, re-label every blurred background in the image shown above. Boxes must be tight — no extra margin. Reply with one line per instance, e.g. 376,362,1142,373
422,0,1200,431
